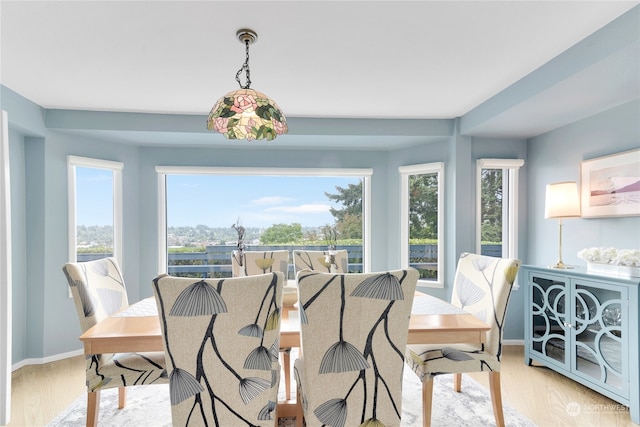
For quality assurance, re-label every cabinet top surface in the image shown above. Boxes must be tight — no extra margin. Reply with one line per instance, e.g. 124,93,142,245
522,264,640,285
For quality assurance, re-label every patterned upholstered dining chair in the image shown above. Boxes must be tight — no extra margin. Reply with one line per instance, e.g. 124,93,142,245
232,249,296,311
152,271,284,426
292,249,349,274
232,249,295,401
294,268,419,427
405,252,521,427
232,249,295,308
62,257,168,427
232,249,290,277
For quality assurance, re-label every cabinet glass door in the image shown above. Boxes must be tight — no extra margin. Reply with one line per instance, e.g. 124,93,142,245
531,275,567,366
573,281,625,393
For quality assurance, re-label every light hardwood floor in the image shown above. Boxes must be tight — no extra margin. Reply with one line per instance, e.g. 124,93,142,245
3,345,635,427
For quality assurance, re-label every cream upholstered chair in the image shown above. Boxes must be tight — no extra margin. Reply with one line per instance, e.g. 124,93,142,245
62,257,167,427
294,268,419,427
153,271,284,426
292,249,348,274
232,249,289,277
232,249,295,401
405,252,521,427
232,249,295,311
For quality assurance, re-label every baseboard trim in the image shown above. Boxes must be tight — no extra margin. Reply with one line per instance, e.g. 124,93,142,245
11,348,84,372
503,339,524,346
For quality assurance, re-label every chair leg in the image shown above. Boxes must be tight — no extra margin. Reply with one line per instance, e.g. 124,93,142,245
489,371,505,427
86,391,100,427
421,377,434,427
118,386,126,409
453,373,462,392
283,350,291,400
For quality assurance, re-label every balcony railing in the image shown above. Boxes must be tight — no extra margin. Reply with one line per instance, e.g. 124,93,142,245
77,244,502,279
169,245,362,280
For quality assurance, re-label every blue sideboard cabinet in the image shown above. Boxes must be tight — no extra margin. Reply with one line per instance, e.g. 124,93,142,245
522,265,639,424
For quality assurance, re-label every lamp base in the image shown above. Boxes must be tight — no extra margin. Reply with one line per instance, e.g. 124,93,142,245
548,261,575,269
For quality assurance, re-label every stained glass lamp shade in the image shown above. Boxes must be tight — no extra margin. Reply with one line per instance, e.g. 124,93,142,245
207,88,287,141
207,29,288,141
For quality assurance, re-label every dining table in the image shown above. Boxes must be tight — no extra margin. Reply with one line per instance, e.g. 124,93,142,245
79,291,490,417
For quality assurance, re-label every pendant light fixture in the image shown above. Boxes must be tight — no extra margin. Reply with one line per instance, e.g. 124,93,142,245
207,29,288,141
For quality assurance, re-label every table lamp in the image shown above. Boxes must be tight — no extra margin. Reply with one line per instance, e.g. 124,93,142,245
545,181,581,269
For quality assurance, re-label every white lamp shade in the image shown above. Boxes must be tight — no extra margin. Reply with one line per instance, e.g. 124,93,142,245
545,181,581,218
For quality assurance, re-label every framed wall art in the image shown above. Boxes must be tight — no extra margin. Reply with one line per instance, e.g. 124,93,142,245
580,148,640,218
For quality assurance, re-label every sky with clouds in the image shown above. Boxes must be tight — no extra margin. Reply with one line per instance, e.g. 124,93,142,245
76,167,360,229
166,174,359,228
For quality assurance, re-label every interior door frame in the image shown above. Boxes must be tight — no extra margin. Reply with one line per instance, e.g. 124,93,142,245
0,110,13,424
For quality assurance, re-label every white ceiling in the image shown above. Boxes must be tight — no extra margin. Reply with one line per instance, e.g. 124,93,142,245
1,1,639,148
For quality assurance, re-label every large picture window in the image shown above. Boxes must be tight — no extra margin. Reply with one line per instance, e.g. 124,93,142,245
399,162,444,288
67,156,123,265
476,159,524,260
156,167,372,277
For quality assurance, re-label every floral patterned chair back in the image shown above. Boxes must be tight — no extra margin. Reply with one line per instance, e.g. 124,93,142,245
62,257,167,426
451,253,521,358
293,249,349,274
231,249,296,400
152,271,284,426
294,268,418,427
405,252,521,427
232,249,290,278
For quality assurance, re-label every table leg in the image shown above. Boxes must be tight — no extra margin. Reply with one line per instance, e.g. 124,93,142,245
86,390,100,427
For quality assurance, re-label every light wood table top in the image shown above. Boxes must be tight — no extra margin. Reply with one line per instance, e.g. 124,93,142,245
80,293,490,354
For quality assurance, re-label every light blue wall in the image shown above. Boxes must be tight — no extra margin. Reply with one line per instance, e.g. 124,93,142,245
9,130,26,362
4,86,47,362
5,99,636,363
10,129,141,360
388,133,529,340
526,99,640,269
37,132,140,356
11,122,396,360
387,137,450,301
23,137,45,359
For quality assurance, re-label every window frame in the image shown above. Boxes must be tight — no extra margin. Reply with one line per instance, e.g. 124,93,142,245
399,162,445,288
475,158,524,260
67,156,124,267
155,166,372,275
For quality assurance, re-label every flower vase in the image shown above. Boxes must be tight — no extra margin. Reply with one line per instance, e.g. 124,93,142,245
587,262,640,279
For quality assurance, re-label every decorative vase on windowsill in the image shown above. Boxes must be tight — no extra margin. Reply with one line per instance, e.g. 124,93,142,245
323,225,339,273
577,247,640,279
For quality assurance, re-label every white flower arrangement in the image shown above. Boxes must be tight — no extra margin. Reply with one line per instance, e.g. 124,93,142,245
577,247,640,267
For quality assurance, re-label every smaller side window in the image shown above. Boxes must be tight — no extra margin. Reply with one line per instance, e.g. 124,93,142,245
476,159,524,259
67,156,123,266
399,162,444,288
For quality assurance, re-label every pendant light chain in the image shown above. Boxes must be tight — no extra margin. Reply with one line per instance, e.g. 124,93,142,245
208,28,287,140
235,39,251,89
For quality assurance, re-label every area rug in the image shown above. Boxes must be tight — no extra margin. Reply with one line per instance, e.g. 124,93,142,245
48,369,536,427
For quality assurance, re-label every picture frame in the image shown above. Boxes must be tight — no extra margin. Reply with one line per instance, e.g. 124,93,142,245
580,148,640,218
